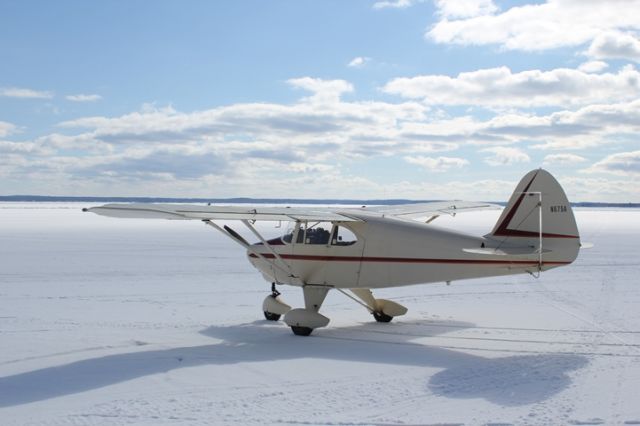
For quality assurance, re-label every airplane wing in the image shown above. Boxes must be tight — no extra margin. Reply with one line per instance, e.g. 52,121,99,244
83,203,361,222
361,201,501,221
84,201,500,223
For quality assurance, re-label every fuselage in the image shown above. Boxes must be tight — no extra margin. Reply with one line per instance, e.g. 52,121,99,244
247,213,578,289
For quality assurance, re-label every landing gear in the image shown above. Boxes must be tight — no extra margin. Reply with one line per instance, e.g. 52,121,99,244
291,326,314,336
261,285,408,334
262,283,291,321
373,311,393,323
284,285,331,336
263,311,281,321
348,288,408,324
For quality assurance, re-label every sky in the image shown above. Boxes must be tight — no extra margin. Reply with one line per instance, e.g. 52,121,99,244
1,0,639,202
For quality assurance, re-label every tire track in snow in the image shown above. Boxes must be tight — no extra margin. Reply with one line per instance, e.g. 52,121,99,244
317,330,640,358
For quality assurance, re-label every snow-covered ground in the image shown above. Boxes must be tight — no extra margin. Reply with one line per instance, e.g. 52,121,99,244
1,203,639,426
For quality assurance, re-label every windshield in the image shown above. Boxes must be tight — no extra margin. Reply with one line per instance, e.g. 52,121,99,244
280,222,357,246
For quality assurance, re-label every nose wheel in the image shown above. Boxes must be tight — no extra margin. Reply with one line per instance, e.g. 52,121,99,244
291,326,313,336
264,311,281,321
262,283,291,321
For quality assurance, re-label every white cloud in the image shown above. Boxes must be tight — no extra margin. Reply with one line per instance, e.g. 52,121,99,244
543,153,587,165
404,155,469,172
427,0,640,51
4,74,637,201
346,176,522,201
287,77,354,103
471,99,640,150
348,56,371,68
559,176,640,202
587,150,640,175
481,146,530,166
66,94,102,102
289,163,334,173
0,121,17,138
0,140,54,156
57,94,640,158
30,78,465,185
373,0,416,10
434,0,497,19
70,144,230,180
0,87,53,99
50,95,640,181
587,31,640,62
383,65,640,108
57,90,429,156
577,60,609,73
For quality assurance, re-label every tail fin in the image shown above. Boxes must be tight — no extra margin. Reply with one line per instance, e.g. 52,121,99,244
488,169,580,265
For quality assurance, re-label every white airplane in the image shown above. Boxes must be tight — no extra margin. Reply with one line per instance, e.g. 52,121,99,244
85,169,582,336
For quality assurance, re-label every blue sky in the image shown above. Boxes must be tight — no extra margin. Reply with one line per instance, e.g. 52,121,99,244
1,0,639,201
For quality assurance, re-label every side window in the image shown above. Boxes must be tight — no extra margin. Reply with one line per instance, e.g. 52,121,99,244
281,222,298,244
305,223,331,245
298,222,332,245
290,222,357,246
332,225,357,246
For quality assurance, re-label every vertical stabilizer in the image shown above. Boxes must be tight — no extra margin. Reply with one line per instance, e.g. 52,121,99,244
488,169,580,266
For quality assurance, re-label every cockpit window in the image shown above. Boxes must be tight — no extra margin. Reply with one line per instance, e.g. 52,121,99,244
281,222,357,246
305,227,331,244
301,222,331,245
281,222,297,243
331,225,357,246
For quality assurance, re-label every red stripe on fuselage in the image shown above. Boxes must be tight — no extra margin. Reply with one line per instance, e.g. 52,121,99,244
248,253,570,266
493,229,579,239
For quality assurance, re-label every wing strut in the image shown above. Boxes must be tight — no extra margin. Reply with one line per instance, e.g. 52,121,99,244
335,288,373,312
425,215,439,224
240,219,294,277
203,220,300,284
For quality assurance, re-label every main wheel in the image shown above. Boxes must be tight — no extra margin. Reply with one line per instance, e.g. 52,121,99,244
263,311,281,321
373,311,393,323
291,326,314,336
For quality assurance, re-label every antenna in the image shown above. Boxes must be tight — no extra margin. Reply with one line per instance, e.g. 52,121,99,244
521,191,543,278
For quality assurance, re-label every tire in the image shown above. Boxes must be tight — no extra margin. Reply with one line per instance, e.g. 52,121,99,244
373,311,393,323
291,326,313,336
263,311,281,321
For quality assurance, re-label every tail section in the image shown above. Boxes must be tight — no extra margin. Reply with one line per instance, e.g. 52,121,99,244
487,169,580,266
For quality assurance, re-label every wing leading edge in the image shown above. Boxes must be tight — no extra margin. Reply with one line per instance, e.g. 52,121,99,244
363,201,500,221
84,200,501,223
83,203,360,222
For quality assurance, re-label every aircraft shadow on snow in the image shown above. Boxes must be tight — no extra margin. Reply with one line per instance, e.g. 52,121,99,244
0,320,588,408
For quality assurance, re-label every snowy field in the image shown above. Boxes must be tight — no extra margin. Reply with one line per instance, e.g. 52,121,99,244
1,203,639,426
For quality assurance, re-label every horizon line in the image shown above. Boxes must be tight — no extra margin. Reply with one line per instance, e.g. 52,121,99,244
1,195,639,208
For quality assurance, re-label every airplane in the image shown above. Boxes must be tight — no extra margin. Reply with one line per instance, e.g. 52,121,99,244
84,169,582,336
